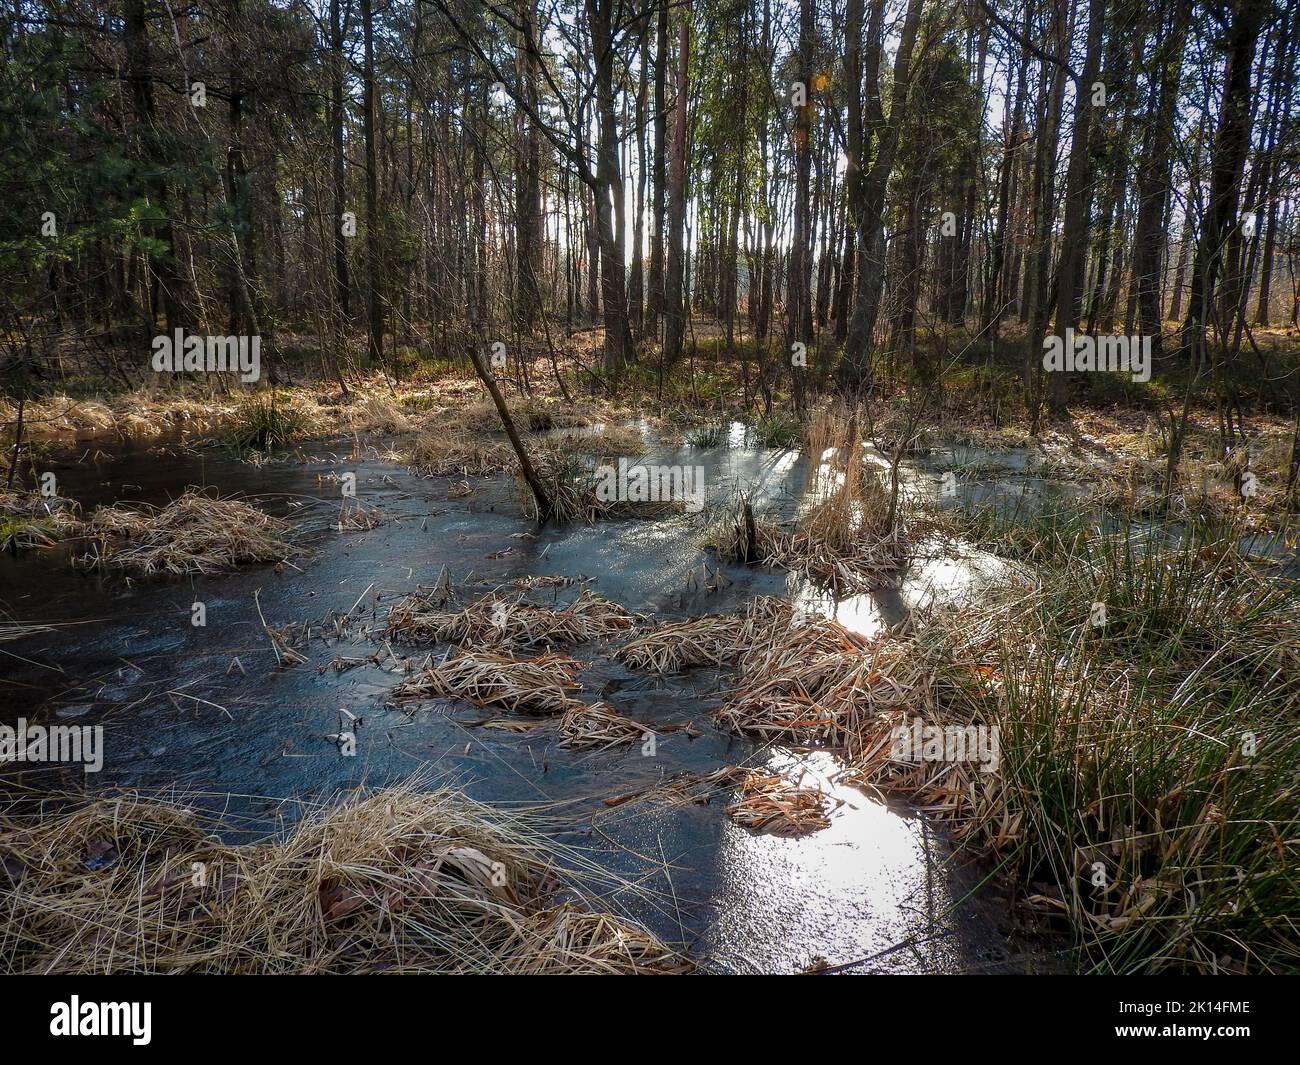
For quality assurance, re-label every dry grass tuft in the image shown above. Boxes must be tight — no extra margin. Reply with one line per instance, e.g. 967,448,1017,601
334,499,384,531
551,425,646,456
701,497,786,565
518,448,685,524
714,615,928,750
0,488,81,549
558,702,650,751
510,574,588,590
392,650,584,714
704,406,919,593
601,764,832,836
460,398,596,434
2,390,236,442
616,596,790,673
601,766,749,810
388,589,638,651
77,490,293,576
341,393,413,435
766,404,917,592
724,771,832,836
0,783,688,974
405,432,516,476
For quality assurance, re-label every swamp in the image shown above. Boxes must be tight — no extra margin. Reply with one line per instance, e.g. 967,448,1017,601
1,0,1297,978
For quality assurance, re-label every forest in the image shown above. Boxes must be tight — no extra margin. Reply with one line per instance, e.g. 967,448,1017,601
0,0,1297,979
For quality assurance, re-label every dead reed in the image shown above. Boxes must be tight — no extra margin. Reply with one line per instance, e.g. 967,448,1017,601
405,432,516,476
517,448,684,524
460,398,596,433
0,783,688,974
724,771,832,836
703,406,919,593
601,767,749,810
341,393,414,435
616,596,790,673
557,702,650,751
334,499,384,531
392,649,584,714
77,490,294,576
387,589,638,651
0,488,81,550
712,616,928,751
551,425,647,456
775,404,918,592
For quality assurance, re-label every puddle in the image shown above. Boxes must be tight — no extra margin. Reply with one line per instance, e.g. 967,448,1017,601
1,427,1054,973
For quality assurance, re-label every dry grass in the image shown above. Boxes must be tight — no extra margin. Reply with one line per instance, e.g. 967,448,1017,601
703,405,919,593
0,488,81,549
1,390,236,442
333,499,385,531
457,397,598,434
392,650,584,714
77,490,294,576
387,589,638,650
0,487,76,519
714,615,928,751
518,448,685,524
765,404,917,592
340,393,414,435
0,607,97,648
693,600,983,835
724,771,832,836
460,398,596,433
516,448,611,524
764,526,914,594
551,425,646,456
223,391,325,451
405,432,516,476
701,497,787,564
839,654,1006,848
801,405,894,542
509,574,588,590
600,763,831,837
601,766,749,810
524,402,600,431
557,702,650,751
0,783,688,974
616,596,789,673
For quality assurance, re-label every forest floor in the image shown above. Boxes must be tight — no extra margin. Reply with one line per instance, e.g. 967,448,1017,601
1,325,1297,974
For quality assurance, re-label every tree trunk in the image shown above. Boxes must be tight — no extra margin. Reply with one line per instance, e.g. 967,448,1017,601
361,0,384,366
515,0,544,331
330,0,350,330
1130,0,1188,355
1047,0,1107,412
662,8,691,364
1180,0,1267,365
840,0,923,390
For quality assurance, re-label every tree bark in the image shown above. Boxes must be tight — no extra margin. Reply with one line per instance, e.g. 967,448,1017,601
362,0,384,366
662,8,691,364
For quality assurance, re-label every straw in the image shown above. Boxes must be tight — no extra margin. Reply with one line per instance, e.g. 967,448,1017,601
387,589,638,651
78,490,294,576
392,650,585,714
0,783,689,974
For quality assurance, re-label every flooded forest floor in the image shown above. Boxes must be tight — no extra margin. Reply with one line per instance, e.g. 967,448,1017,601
1,355,1297,975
